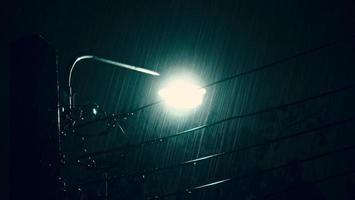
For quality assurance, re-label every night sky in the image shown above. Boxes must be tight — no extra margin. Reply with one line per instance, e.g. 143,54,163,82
2,0,355,199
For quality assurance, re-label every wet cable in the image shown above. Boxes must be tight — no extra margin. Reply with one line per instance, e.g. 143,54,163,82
263,168,355,199
146,143,355,199
65,35,355,196
72,34,355,129
75,116,355,187
75,83,355,160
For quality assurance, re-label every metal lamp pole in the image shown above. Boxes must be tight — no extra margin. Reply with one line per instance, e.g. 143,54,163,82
68,55,160,109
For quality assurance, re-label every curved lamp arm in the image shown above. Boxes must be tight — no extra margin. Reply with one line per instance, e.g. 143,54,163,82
68,55,160,108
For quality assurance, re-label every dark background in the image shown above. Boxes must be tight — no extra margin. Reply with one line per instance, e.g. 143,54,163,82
2,0,355,199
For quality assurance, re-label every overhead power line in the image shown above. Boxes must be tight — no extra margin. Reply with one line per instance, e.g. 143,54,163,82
75,83,355,160
146,144,355,199
121,34,355,115
75,116,355,188
73,34,355,129
264,168,355,199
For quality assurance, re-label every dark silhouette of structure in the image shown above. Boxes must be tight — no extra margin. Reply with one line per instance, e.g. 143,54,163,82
10,35,60,200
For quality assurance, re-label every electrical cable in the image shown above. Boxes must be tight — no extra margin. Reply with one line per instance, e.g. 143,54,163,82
75,83,355,160
65,35,355,197
75,116,355,187
263,168,355,199
146,143,355,199
71,34,355,129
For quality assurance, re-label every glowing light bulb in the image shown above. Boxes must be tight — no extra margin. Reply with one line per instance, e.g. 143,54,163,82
158,78,206,111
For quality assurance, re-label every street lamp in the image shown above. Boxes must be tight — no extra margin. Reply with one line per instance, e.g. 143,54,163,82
68,55,160,108
68,55,207,115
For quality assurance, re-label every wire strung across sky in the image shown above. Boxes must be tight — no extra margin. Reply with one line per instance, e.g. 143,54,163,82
67,34,355,196
73,34,355,129
75,116,355,188
70,33,355,161
127,34,355,114
146,143,355,199
263,168,355,199
75,82,355,160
